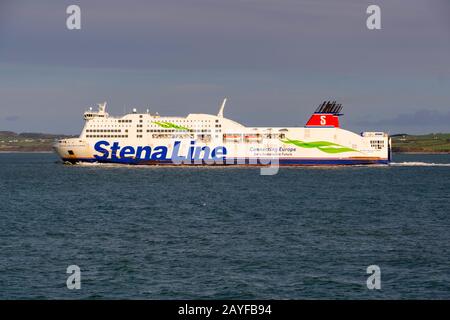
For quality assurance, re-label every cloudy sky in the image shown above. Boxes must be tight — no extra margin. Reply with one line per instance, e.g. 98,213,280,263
0,0,449,134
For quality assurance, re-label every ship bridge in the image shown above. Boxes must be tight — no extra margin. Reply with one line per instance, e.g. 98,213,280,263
84,102,109,120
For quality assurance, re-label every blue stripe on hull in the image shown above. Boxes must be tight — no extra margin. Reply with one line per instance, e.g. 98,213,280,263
62,157,389,166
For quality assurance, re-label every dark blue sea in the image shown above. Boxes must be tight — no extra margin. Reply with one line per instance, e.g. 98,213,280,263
1,153,450,299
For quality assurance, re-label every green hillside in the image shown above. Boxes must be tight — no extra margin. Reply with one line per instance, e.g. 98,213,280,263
0,131,75,152
391,133,450,153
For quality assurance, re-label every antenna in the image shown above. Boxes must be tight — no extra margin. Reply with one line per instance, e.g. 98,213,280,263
98,102,107,113
218,97,227,118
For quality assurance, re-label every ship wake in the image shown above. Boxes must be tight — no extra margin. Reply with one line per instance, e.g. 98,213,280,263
390,162,450,167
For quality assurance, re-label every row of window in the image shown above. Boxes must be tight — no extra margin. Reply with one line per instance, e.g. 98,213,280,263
138,125,211,129
85,129,216,136
223,133,285,143
84,132,286,140
86,129,124,133
152,134,195,139
370,140,384,150
86,135,129,138
84,134,289,142
84,114,105,118
86,125,131,128
89,118,221,124
121,118,219,123
87,123,217,129
223,133,286,139
146,129,211,133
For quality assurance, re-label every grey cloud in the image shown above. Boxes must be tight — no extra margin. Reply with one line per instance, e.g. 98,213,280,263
4,115,20,122
355,109,450,127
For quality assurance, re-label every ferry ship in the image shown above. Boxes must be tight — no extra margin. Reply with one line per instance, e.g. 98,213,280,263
53,99,391,166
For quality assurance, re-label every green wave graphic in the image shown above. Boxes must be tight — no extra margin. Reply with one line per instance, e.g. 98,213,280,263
281,138,358,154
152,121,191,131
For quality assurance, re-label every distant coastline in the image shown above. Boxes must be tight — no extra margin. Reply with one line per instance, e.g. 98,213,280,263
0,131,75,153
1,131,450,153
390,133,450,153
394,152,450,154
0,151,54,153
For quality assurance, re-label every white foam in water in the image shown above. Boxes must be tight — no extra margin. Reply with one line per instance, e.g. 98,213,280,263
73,161,241,169
390,162,450,167
70,161,450,168
71,161,131,168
